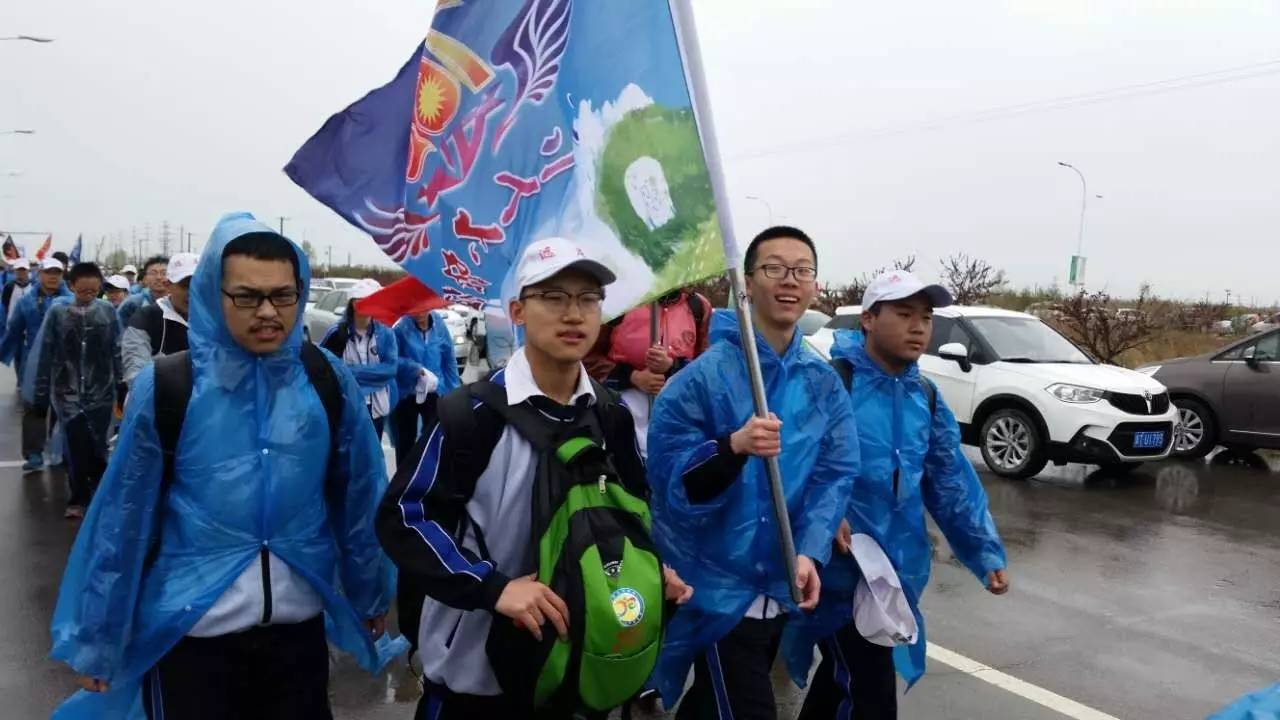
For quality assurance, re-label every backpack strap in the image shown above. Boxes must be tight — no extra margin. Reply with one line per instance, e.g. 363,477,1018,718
687,293,706,329
831,357,854,392
153,350,194,493
300,343,343,452
920,376,938,416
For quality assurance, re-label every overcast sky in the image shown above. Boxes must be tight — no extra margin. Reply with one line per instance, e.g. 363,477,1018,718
3,1,1277,304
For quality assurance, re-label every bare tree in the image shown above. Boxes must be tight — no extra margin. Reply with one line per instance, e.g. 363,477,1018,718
1054,287,1158,364
940,253,1006,305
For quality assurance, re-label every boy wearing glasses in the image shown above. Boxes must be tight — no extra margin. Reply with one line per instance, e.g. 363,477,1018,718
122,253,198,387
117,255,170,328
52,213,393,719
378,237,691,717
646,226,858,719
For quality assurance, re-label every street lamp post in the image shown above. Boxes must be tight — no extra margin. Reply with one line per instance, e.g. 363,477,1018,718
745,195,774,224
1058,162,1103,287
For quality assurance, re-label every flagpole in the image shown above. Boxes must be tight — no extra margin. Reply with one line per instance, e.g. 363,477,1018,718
669,0,801,604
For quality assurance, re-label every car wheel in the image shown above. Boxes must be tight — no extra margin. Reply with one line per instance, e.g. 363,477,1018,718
1171,398,1216,460
980,408,1048,480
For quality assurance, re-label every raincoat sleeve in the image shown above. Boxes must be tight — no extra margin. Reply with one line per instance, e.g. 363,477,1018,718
50,366,165,681
0,296,25,364
394,323,425,394
347,325,399,396
324,356,393,619
121,326,152,385
375,410,512,611
793,385,860,566
649,368,747,518
922,392,1007,581
430,319,461,392
31,307,60,410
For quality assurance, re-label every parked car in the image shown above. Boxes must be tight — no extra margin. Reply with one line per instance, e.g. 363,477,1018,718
305,287,351,343
1249,312,1279,334
808,305,1178,479
799,309,831,338
1138,328,1280,459
307,284,330,304
313,277,359,291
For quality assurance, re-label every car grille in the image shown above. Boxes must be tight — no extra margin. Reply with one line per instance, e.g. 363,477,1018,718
1106,391,1170,416
1108,422,1174,457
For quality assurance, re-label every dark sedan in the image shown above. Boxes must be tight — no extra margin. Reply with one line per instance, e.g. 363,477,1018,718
1139,329,1280,458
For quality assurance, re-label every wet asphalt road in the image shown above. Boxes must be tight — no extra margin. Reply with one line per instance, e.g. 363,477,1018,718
3,369,1277,719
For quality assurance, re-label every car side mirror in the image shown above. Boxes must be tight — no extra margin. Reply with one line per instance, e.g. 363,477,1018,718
1243,346,1261,369
938,342,973,373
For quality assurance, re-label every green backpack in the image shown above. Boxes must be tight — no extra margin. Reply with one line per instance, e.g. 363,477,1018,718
436,378,665,714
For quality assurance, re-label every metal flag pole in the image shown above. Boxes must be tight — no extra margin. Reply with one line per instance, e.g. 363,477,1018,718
669,0,801,603
648,300,660,412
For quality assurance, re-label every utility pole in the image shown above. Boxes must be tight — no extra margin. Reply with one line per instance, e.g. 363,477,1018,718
277,216,289,237
160,220,172,256
326,245,332,272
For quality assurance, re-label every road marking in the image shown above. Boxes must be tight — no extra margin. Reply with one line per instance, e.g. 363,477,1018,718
0,461,24,469
929,644,1123,720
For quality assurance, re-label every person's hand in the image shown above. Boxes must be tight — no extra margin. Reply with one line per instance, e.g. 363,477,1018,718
730,413,782,457
663,565,694,605
645,345,674,374
77,676,109,693
986,569,1010,596
796,555,821,611
495,574,569,642
834,518,853,555
365,614,387,639
630,369,666,396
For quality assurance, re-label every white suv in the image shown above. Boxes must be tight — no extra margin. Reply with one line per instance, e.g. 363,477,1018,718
808,305,1178,479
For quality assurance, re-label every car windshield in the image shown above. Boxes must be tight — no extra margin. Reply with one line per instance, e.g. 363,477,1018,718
799,310,832,335
968,317,1093,364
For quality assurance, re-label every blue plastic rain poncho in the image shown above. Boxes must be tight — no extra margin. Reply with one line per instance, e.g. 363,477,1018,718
30,296,122,422
49,212,403,719
320,306,399,407
647,310,859,705
115,287,153,329
392,311,462,404
783,329,1007,689
0,282,71,370
1209,683,1280,720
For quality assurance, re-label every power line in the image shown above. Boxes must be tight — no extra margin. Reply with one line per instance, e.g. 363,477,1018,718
730,58,1280,163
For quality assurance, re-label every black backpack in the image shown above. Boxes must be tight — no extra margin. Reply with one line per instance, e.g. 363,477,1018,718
153,344,344,493
435,378,665,715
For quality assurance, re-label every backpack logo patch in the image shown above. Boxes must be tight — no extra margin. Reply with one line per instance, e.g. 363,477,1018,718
611,588,645,627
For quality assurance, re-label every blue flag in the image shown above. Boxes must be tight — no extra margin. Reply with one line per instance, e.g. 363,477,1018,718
68,234,82,265
286,0,725,317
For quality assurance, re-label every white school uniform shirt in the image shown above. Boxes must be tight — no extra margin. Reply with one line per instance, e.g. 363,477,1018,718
344,327,391,420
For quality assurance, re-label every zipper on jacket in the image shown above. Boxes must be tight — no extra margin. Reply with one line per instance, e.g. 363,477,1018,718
260,543,273,624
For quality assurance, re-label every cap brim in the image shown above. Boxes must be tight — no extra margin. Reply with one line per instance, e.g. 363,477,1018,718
920,284,954,308
521,258,617,291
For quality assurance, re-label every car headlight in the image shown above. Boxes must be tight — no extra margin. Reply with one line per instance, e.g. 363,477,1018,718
1136,365,1161,376
454,336,466,345
1047,383,1106,404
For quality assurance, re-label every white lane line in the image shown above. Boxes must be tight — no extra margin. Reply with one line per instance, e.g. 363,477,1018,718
929,644,1123,720
0,461,24,469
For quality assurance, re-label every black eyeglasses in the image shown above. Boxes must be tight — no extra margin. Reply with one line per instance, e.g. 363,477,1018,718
221,288,301,309
751,263,818,283
519,289,606,313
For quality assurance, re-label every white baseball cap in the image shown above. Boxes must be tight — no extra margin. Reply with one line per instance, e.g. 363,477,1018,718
513,237,616,297
862,269,953,310
105,274,131,291
165,253,199,284
121,264,138,275
348,278,382,300
39,257,64,272
11,258,33,270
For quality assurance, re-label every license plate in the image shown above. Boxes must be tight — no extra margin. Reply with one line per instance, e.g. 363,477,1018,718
1133,431,1165,449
